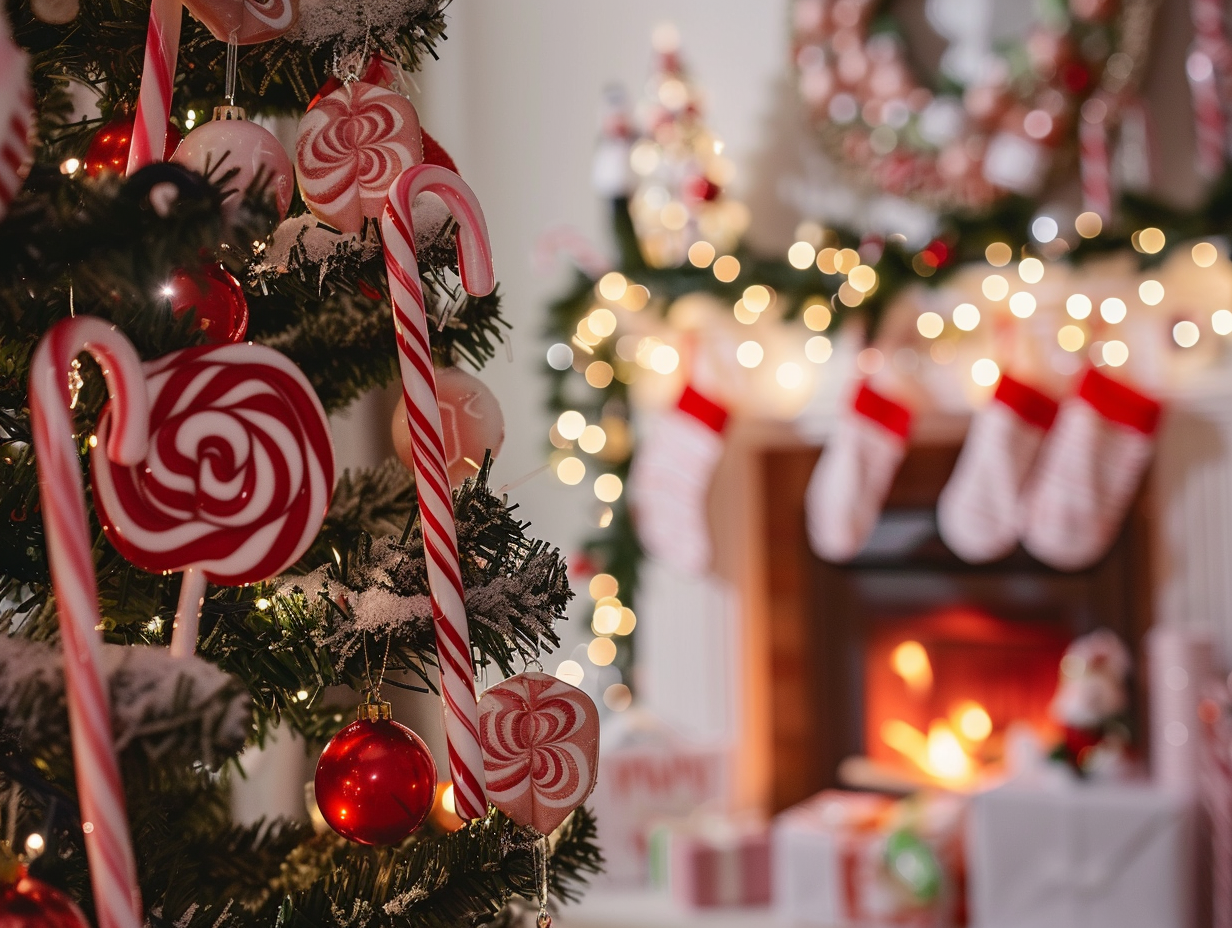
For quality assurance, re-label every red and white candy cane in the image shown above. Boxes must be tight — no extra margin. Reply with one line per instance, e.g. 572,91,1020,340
29,317,146,928
382,163,494,821
126,0,181,176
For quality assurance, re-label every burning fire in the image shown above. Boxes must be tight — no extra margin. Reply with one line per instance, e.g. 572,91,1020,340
881,641,994,785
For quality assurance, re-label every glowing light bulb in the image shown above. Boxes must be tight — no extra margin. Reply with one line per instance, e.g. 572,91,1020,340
891,640,933,694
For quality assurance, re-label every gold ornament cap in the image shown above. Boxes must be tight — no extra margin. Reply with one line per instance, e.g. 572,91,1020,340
357,699,392,722
212,105,248,122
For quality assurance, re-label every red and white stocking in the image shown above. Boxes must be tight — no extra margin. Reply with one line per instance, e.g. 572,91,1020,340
806,382,911,562
630,385,729,575
1021,368,1162,571
937,374,1059,564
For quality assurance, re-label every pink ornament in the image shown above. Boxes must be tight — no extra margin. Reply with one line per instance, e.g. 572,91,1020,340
296,81,423,233
171,106,295,219
478,671,600,835
91,341,335,657
183,0,297,44
391,367,504,487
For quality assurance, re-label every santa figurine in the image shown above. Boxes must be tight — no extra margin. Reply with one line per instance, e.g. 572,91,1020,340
1048,629,1134,777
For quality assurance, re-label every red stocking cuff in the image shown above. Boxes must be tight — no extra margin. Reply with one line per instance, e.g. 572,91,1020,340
852,382,911,440
1077,368,1162,435
994,374,1059,430
678,385,729,433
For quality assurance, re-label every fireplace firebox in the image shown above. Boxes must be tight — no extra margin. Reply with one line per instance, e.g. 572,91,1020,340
761,443,1154,811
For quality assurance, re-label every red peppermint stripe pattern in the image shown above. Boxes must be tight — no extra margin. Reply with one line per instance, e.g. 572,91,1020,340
478,672,600,835
90,342,335,588
126,0,181,177
0,18,32,220
382,163,495,820
1190,0,1232,177
29,318,148,928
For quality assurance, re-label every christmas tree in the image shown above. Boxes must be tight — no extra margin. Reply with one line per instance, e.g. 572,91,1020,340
0,2,600,927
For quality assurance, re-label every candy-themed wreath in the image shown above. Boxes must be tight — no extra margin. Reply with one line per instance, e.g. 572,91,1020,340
791,0,1158,215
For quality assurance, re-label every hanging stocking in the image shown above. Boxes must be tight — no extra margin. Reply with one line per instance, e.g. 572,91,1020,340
937,374,1058,564
629,384,729,575
806,382,911,563
1021,368,1161,571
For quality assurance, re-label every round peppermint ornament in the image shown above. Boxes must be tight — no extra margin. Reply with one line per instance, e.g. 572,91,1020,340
477,671,600,835
295,81,423,233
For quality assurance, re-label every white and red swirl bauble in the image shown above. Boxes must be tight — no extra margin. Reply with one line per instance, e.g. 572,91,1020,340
171,106,295,219
295,81,423,233
183,0,297,44
391,366,504,487
477,671,600,835
90,341,335,587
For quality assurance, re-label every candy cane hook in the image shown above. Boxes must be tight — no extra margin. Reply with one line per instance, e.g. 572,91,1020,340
126,0,181,176
382,164,494,821
29,317,147,928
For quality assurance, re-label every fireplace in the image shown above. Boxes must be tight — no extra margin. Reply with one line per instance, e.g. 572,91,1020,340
761,442,1154,811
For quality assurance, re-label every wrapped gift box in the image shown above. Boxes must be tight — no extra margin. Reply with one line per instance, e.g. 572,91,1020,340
588,741,729,885
772,790,965,927
967,781,1195,928
648,817,772,908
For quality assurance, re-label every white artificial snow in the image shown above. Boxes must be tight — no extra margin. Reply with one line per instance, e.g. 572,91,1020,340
292,0,430,50
0,636,251,764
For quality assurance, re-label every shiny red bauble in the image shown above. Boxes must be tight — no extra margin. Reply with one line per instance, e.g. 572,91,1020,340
165,263,249,342
84,115,181,177
0,869,89,928
420,129,458,174
314,708,437,846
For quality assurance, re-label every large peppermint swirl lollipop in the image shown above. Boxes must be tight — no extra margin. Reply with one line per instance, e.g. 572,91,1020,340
296,81,423,234
477,671,600,835
91,342,335,658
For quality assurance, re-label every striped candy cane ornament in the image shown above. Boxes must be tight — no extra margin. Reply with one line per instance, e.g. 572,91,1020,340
28,317,147,928
126,0,181,176
382,164,495,821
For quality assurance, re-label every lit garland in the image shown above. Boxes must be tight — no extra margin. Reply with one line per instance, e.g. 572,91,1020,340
545,168,1232,684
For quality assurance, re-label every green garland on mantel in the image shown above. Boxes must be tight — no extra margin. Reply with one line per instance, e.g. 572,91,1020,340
544,171,1232,633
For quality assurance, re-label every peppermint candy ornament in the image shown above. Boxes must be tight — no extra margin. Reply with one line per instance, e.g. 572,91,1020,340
91,341,335,657
296,81,423,233
183,0,297,44
478,671,600,835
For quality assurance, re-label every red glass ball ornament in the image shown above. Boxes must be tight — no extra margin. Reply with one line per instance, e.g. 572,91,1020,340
166,263,249,342
84,115,181,178
314,708,437,846
420,129,458,174
0,869,90,928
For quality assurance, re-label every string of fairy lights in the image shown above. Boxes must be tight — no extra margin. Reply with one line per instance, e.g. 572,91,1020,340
543,26,1232,708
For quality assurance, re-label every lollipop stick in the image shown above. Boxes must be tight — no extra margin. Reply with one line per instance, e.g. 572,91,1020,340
169,565,207,658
